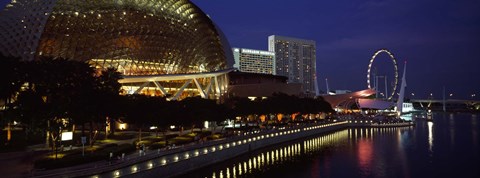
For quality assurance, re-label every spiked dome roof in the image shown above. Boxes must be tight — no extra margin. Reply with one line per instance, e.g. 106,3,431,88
0,0,234,75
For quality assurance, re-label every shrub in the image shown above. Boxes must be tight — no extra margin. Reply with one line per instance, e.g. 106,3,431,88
206,134,222,140
166,136,192,145
149,141,166,150
164,134,179,139
34,143,135,169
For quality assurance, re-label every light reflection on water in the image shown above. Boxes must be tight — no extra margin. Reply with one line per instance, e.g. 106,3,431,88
178,129,351,178
428,121,434,152
473,115,478,153
176,113,480,178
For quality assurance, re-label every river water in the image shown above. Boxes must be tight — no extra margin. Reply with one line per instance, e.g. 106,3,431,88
176,113,480,178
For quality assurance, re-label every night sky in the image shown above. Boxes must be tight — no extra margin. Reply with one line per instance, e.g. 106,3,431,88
191,0,480,100
1,0,479,100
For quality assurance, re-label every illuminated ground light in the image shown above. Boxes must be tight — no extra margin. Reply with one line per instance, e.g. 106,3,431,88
114,171,120,177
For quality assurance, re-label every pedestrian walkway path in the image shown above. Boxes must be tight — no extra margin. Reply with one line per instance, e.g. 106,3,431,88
0,127,225,177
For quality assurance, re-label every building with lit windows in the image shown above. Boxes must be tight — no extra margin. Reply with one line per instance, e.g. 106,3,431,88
232,48,275,75
0,0,234,100
268,35,318,97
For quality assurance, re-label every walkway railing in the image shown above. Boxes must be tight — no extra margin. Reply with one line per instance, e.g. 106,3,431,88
31,121,348,178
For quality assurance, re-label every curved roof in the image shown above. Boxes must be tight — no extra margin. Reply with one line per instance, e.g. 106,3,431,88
321,89,376,108
357,98,394,110
0,0,232,75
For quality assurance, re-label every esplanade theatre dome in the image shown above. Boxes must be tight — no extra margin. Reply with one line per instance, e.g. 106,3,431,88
0,0,234,100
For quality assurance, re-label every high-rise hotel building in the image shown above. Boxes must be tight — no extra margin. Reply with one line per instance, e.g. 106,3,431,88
268,35,318,97
233,48,276,75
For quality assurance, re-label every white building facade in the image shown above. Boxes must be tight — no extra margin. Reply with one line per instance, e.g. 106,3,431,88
233,48,276,75
268,35,318,97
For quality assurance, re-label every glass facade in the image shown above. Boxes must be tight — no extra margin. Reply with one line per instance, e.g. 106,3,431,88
0,0,233,100
0,0,231,75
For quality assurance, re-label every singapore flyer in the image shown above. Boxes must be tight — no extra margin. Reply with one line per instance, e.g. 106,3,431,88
367,49,399,100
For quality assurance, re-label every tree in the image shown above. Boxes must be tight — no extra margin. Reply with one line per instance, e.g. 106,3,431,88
180,97,225,132
0,55,24,105
124,94,157,143
10,90,48,140
0,55,24,143
96,67,123,137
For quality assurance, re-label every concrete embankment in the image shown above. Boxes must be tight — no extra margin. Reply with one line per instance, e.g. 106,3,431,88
347,121,415,127
78,121,348,178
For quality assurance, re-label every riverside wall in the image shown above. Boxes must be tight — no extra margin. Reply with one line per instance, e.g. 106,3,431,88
87,121,348,178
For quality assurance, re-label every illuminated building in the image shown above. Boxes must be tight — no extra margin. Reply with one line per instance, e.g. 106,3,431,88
232,48,275,75
268,35,318,97
0,0,234,100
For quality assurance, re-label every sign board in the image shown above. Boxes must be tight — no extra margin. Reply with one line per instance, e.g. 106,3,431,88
61,132,73,141
81,136,87,144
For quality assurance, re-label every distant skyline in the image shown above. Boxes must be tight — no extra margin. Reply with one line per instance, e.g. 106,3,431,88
191,0,480,100
1,0,479,99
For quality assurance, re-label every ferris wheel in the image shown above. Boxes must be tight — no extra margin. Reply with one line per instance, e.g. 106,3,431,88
367,49,399,100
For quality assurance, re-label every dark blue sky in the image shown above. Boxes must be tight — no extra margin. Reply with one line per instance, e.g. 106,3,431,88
1,0,479,99
191,0,480,100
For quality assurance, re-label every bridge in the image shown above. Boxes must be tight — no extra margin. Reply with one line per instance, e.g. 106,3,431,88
410,99,480,112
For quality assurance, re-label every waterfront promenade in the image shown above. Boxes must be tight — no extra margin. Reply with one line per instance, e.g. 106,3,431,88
24,119,416,178
29,121,346,178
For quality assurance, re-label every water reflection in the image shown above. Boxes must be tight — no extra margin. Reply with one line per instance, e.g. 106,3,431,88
357,139,373,176
473,114,478,156
176,115,480,178
201,127,414,178
428,121,434,153
184,130,349,178
449,113,455,147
